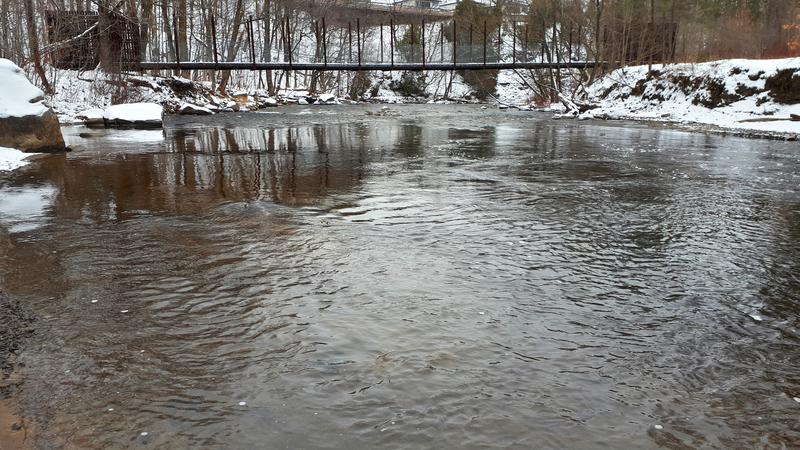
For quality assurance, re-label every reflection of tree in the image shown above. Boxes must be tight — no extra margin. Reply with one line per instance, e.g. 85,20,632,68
34,123,386,220
757,200,800,326
393,124,424,158
446,126,496,159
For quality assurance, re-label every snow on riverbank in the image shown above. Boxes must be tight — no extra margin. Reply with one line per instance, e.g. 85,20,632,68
41,63,538,122
0,147,36,172
47,70,231,122
584,58,800,136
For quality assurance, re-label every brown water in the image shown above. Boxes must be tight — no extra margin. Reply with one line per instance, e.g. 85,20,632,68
1,105,800,449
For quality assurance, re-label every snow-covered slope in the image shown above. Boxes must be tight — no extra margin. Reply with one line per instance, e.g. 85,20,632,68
585,58,800,135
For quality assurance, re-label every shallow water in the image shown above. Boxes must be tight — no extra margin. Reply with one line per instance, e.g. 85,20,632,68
1,105,800,449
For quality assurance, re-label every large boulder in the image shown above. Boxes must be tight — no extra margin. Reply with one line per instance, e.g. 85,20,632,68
0,59,66,153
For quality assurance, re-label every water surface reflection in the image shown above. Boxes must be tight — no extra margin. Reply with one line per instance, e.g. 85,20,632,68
1,105,799,449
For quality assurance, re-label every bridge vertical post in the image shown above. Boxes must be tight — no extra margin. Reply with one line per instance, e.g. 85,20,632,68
322,17,328,67
540,27,545,62
348,22,352,63
211,14,219,68
482,20,487,66
421,19,425,67
380,23,384,63
390,19,394,67
469,23,473,63
357,18,361,68
452,19,456,66
512,24,516,63
410,23,415,63
248,16,256,69
245,17,251,67
440,23,444,63
553,21,558,66
172,12,180,73
314,19,322,83
286,17,293,68
497,23,501,63
567,25,573,62
523,24,528,62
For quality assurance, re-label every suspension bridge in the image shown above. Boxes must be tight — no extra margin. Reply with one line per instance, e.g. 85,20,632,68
138,15,604,72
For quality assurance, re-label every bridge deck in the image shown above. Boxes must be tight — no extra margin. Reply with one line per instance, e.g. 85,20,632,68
139,61,602,71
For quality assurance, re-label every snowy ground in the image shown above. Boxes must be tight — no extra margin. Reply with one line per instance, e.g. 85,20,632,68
583,58,800,136
0,147,37,172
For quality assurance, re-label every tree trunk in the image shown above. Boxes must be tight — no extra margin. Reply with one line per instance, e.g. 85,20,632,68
264,0,274,95
24,0,52,93
0,0,9,59
177,0,189,77
161,0,175,62
98,0,117,72
217,0,245,94
140,0,154,61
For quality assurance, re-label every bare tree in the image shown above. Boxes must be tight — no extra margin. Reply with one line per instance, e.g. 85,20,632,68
24,0,52,93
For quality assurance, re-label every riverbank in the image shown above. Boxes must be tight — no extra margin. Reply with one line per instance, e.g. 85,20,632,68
16,57,799,146
0,293,35,449
43,65,537,124
581,58,800,139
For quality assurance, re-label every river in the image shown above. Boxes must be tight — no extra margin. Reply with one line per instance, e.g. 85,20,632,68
1,104,799,449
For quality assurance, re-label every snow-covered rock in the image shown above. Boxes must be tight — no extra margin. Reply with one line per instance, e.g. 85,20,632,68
261,97,278,107
217,100,239,112
0,59,66,152
0,147,36,172
178,103,213,115
75,108,105,127
103,103,163,128
318,93,336,104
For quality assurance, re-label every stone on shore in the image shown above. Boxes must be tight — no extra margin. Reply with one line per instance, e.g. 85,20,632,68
103,103,163,128
178,103,213,115
0,58,66,153
318,93,337,104
75,108,105,127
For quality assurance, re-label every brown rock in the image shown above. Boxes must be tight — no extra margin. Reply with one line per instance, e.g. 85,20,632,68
0,109,66,153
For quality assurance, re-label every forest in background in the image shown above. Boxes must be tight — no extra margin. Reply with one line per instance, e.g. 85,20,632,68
0,0,799,97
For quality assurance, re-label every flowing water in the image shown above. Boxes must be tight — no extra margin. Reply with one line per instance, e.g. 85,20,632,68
1,105,800,449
